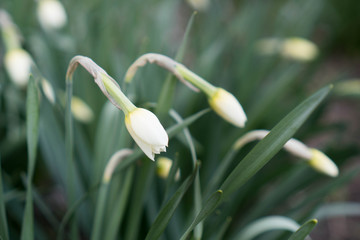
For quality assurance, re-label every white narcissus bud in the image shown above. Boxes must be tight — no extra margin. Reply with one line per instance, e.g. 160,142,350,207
282,37,318,62
186,0,210,11
233,130,339,177
208,88,247,128
4,48,33,87
37,0,67,30
156,157,180,180
256,37,318,62
71,96,94,123
125,108,168,161
308,148,339,177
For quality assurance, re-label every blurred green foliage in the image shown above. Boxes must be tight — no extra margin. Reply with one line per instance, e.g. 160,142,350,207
0,0,359,239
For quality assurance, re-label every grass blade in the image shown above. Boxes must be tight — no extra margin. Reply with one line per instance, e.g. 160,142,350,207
156,12,196,118
20,75,40,240
145,162,199,240
0,156,9,240
288,219,318,240
125,160,155,240
180,190,223,240
103,166,135,240
169,109,203,239
221,85,332,199
213,217,232,240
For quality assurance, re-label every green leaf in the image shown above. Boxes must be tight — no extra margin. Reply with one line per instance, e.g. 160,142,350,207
156,12,196,118
145,162,199,240
91,183,110,240
33,188,60,231
221,85,332,199
288,219,318,240
169,109,202,239
93,102,128,185
180,190,223,240
125,160,155,240
57,187,96,240
163,154,180,203
21,75,40,240
103,166,134,240
167,108,210,139
233,216,300,240
213,217,232,240
0,157,9,240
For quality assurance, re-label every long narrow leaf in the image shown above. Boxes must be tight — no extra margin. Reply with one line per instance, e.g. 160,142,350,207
0,156,9,240
180,190,223,240
145,162,199,240
288,219,317,240
221,85,332,199
125,160,154,240
156,12,196,118
103,166,135,240
169,109,202,239
20,75,40,240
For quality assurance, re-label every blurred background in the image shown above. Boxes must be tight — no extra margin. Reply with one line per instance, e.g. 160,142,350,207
0,0,359,239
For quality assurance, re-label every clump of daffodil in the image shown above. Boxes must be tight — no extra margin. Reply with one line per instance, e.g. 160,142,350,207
156,157,180,180
124,53,247,128
37,0,67,30
0,10,33,87
66,56,168,160
256,37,318,62
233,130,339,177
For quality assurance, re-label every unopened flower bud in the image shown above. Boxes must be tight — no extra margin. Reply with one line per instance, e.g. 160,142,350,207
4,48,33,87
156,157,180,180
37,0,67,30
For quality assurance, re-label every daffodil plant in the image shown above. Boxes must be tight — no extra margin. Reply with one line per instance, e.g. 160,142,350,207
66,56,168,160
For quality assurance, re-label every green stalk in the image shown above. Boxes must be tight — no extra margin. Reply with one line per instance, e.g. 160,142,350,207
91,182,110,240
20,76,39,240
65,77,78,240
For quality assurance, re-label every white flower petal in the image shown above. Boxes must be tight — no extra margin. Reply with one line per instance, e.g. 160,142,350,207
125,118,155,160
308,148,339,177
127,108,168,146
208,88,247,128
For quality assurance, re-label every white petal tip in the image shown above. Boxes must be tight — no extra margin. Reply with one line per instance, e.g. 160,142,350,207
308,148,339,177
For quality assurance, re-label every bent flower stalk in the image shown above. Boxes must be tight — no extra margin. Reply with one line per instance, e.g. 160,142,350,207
124,53,247,127
233,129,339,177
66,56,168,160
